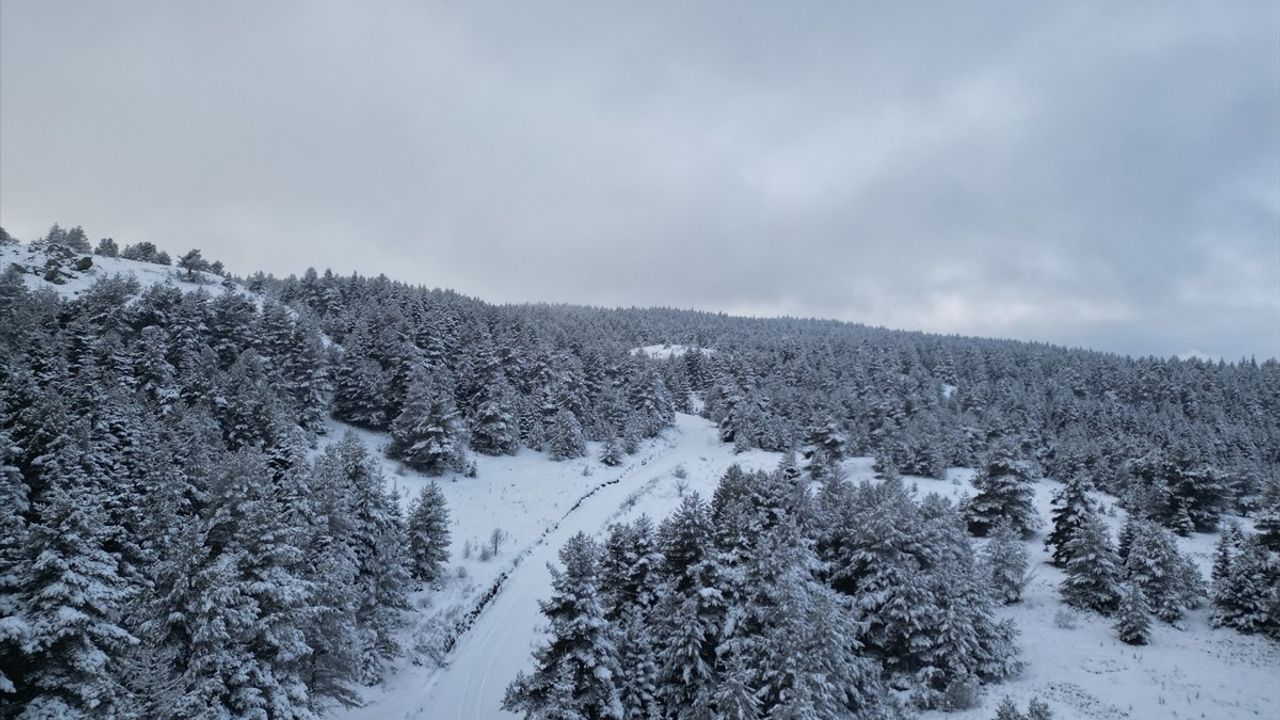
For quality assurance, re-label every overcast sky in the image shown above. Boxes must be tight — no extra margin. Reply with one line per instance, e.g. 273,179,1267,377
2,1,1277,359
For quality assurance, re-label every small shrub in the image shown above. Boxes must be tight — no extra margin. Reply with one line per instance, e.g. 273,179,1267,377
462,539,472,560
455,565,468,580
480,545,493,562
672,464,688,479
675,477,690,497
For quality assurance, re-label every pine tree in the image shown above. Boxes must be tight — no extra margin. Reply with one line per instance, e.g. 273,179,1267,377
600,433,625,467
967,442,1041,538
1124,521,1202,624
1045,474,1095,567
11,433,136,717
406,483,451,583
985,520,1030,604
389,369,468,476
1210,536,1279,634
807,418,847,482
547,408,587,461
1254,479,1280,552
1060,513,1121,614
503,533,623,720
331,327,389,429
469,384,521,456
1115,583,1152,645
329,438,410,684
0,429,30,699
1211,522,1240,587
654,494,723,716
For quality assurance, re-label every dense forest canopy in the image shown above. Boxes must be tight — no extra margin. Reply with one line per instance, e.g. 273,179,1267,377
1,227,1277,718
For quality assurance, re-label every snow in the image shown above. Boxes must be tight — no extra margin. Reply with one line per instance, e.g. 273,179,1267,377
833,460,1280,720
331,413,778,720
1,243,240,300
322,428,1278,720
942,383,958,399
629,344,711,360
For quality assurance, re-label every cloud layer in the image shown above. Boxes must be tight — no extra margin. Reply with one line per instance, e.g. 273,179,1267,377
3,1,1277,359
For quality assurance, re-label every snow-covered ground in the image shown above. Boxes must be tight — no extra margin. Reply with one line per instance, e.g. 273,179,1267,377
328,428,1278,720
837,459,1280,720
1,242,236,298
13,243,1270,720
332,413,778,720
630,344,711,360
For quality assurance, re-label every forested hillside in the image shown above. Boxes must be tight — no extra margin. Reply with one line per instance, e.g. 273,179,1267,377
1,227,1277,719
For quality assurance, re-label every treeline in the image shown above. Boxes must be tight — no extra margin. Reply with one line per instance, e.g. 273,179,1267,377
0,232,682,718
0,268,434,717
619,311,1280,535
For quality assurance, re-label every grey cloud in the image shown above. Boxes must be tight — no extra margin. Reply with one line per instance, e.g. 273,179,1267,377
2,0,1276,359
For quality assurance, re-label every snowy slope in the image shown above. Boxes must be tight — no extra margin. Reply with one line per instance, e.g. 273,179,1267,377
329,424,1279,720
334,413,778,720
838,460,1280,720
1,242,240,300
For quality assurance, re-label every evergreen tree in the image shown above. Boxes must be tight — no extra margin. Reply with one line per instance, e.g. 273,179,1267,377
967,442,1041,538
547,408,587,461
406,483,451,583
599,434,625,467
1124,521,1202,624
504,533,623,720
1060,514,1121,614
807,418,847,482
1210,536,1279,635
1115,583,1152,645
1254,479,1280,552
0,429,30,698
389,368,469,476
1045,474,1096,567
93,237,118,257
11,434,136,717
985,520,1030,604
469,383,521,456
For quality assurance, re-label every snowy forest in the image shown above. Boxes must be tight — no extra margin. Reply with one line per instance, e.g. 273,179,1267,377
1,227,1278,719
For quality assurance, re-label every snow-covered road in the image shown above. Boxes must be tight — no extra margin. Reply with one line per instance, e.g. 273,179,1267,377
345,412,742,720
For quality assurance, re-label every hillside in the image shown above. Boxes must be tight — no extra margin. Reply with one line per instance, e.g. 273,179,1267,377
1,235,1277,720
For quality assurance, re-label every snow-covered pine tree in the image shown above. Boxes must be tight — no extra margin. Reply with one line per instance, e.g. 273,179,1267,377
468,381,521,456
1211,522,1240,587
599,433,625,467
601,518,663,720
406,482,450,583
547,408,587,461
0,429,28,699
1045,474,1096,567
503,532,623,720
1115,582,1152,645
984,519,1030,604
388,367,469,476
967,441,1041,538
1124,520,1202,624
331,326,389,429
1210,535,1279,635
1059,513,1121,614
653,493,723,716
10,429,136,718
806,418,847,482
1254,479,1280,552
328,438,411,684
